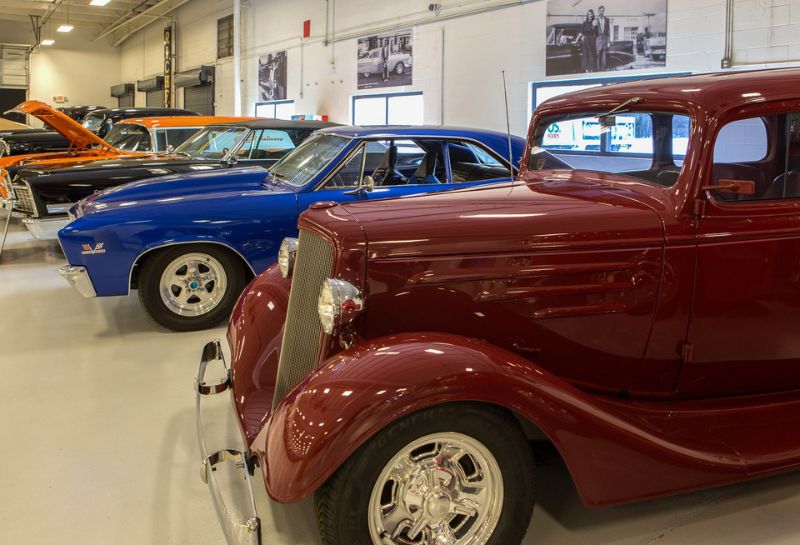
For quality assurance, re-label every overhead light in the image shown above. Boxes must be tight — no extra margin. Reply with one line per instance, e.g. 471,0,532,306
41,39,55,46
57,24,74,33
90,0,111,5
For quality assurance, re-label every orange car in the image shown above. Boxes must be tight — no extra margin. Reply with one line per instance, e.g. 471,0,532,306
0,101,252,198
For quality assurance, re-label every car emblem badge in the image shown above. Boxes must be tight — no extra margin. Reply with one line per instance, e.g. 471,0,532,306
81,243,106,255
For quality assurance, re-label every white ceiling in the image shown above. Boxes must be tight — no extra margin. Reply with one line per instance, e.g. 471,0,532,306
0,0,192,46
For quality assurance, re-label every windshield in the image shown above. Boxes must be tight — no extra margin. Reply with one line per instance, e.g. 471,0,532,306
529,111,691,187
270,134,349,187
174,126,249,159
81,112,106,134
105,124,152,151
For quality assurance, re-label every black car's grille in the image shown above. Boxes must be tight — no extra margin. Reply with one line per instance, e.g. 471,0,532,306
272,230,334,407
11,184,36,216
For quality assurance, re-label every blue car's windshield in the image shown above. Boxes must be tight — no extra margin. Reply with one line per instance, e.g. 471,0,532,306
269,134,349,187
175,126,249,160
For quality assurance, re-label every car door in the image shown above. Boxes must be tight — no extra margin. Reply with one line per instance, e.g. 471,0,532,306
678,106,800,397
296,142,377,210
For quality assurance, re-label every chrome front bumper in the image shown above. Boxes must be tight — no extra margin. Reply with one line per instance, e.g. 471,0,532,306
23,216,69,240
195,339,262,545
59,265,97,297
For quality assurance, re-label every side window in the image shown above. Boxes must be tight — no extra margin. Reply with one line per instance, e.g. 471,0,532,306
713,118,768,164
165,128,202,149
322,145,364,189
250,129,297,160
710,113,800,201
237,131,257,159
156,130,168,152
449,141,510,183
368,139,427,186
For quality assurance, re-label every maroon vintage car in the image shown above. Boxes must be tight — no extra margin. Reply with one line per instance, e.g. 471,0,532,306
196,68,800,545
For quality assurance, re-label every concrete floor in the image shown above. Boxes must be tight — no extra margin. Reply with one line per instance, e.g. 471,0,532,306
2,215,800,545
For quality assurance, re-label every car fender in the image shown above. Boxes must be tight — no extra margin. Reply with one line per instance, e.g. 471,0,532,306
254,332,747,507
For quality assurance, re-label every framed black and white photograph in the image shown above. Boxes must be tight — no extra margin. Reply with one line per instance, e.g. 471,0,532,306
258,50,287,101
546,0,668,77
357,30,413,90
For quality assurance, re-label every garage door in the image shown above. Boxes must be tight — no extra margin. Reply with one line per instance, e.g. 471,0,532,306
145,89,164,108
183,85,214,116
118,93,134,108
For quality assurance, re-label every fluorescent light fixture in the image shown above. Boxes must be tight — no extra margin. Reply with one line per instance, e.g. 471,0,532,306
90,0,111,5
41,39,55,46
57,24,74,33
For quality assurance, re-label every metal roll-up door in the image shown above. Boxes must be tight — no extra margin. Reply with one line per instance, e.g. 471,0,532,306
118,93,134,108
183,85,214,116
145,89,164,107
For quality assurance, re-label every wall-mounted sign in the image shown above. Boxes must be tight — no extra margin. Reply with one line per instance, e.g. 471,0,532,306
357,30,413,90
258,50,287,101
546,0,668,77
52,96,68,104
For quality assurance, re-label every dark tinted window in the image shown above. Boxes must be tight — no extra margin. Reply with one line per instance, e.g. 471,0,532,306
710,113,800,201
448,141,510,183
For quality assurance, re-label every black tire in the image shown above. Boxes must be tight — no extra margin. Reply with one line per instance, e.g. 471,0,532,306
315,403,535,545
395,62,405,75
137,244,247,332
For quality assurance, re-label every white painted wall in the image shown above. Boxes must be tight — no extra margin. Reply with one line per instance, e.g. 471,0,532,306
0,20,121,125
29,48,121,111
115,0,800,137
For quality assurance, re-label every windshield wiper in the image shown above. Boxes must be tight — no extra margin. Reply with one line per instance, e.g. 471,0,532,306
598,97,643,119
173,151,192,159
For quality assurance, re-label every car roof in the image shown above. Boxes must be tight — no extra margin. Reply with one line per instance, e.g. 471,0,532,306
228,118,340,130
537,68,800,118
316,125,521,141
85,108,199,117
117,116,258,128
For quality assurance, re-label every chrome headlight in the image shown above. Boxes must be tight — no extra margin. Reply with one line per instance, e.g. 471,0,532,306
317,278,364,335
278,237,298,278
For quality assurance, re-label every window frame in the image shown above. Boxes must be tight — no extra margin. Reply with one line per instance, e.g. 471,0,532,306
351,91,423,125
217,15,234,59
703,100,800,213
254,99,295,119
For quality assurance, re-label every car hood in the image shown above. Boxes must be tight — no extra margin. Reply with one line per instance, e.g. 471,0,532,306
312,171,666,259
7,101,114,151
74,166,286,216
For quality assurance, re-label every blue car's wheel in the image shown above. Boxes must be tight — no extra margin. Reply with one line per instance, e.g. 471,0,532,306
137,244,247,331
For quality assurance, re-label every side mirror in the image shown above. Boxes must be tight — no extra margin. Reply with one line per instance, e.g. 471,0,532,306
702,179,756,196
225,154,238,167
362,175,375,192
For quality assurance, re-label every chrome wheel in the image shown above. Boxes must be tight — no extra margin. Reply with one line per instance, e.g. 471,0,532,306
368,432,504,545
158,252,228,317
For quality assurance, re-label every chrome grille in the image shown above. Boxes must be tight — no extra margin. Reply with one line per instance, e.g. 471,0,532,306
12,184,36,216
273,230,334,407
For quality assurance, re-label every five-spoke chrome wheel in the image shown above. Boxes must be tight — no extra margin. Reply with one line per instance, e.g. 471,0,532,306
158,252,228,317
368,432,504,545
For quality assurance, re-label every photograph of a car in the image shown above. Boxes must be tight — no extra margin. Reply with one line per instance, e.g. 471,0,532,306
545,0,668,76
357,30,413,89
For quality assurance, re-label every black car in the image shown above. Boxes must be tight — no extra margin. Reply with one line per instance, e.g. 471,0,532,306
81,107,200,138
0,128,71,157
9,118,338,240
58,105,107,122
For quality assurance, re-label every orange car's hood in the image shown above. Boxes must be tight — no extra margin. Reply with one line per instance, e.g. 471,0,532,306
6,101,114,152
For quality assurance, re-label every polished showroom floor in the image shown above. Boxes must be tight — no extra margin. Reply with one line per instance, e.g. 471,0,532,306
2,214,800,545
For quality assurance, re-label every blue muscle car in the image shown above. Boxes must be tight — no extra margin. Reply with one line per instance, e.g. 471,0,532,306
58,126,525,331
